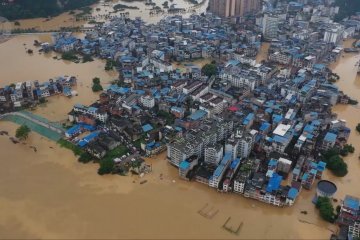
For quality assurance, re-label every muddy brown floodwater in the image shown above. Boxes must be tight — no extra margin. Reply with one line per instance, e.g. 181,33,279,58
0,35,359,238
0,35,117,122
5,0,210,30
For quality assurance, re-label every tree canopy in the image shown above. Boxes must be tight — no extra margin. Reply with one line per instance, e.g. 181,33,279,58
316,196,336,223
334,0,360,22
356,123,360,133
201,63,217,78
15,124,31,140
322,148,348,177
0,0,98,20
98,158,114,175
92,77,103,92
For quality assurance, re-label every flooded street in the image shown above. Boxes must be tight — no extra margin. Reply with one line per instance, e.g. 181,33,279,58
256,42,270,62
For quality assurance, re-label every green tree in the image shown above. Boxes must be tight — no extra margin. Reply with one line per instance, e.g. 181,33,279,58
82,54,93,63
356,123,360,133
322,148,348,177
39,97,46,104
0,0,98,20
334,0,360,22
92,83,103,92
61,51,78,61
78,152,93,163
340,144,355,156
92,77,100,84
316,196,336,223
327,155,348,177
98,158,114,175
105,59,116,71
15,125,31,140
92,77,103,92
201,63,217,78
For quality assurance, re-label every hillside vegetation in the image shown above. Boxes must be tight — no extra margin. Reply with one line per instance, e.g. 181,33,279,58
334,0,360,22
0,0,98,20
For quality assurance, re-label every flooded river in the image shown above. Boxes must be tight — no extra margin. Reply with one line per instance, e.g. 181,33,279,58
326,40,360,199
0,121,332,239
6,0,209,31
0,35,117,122
0,34,359,238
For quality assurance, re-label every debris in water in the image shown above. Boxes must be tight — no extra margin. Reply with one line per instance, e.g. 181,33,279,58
9,137,19,144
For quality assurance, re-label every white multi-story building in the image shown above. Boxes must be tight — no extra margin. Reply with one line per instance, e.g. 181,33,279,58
262,14,280,40
204,144,223,165
263,193,282,206
183,81,203,94
269,52,292,65
140,95,155,108
237,134,254,158
323,23,344,44
73,104,108,123
225,138,239,160
25,81,33,99
349,221,360,239
15,82,23,100
150,58,173,72
167,139,203,167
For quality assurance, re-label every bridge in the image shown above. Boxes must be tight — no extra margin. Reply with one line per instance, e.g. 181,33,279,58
0,111,65,141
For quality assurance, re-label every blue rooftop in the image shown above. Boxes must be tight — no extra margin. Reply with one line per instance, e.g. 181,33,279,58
213,153,232,178
179,161,190,170
268,159,278,167
293,168,300,175
83,131,99,142
230,158,241,169
272,114,283,124
243,113,254,125
302,173,308,181
317,161,326,171
344,195,360,210
324,132,337,143
260,122,271,131
304,124,315,134
273,135,289,144
142,124,153,132
107,85,130,95
266,173,283,193
288,188,299,200
189,110,207,121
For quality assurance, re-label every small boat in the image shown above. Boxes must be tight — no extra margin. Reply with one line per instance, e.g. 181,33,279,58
140,180,147,184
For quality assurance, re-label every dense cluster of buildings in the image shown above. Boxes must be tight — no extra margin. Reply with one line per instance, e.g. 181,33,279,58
336,195,360,240
5,0,355,212
208,0,261,19
0,76,77,111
